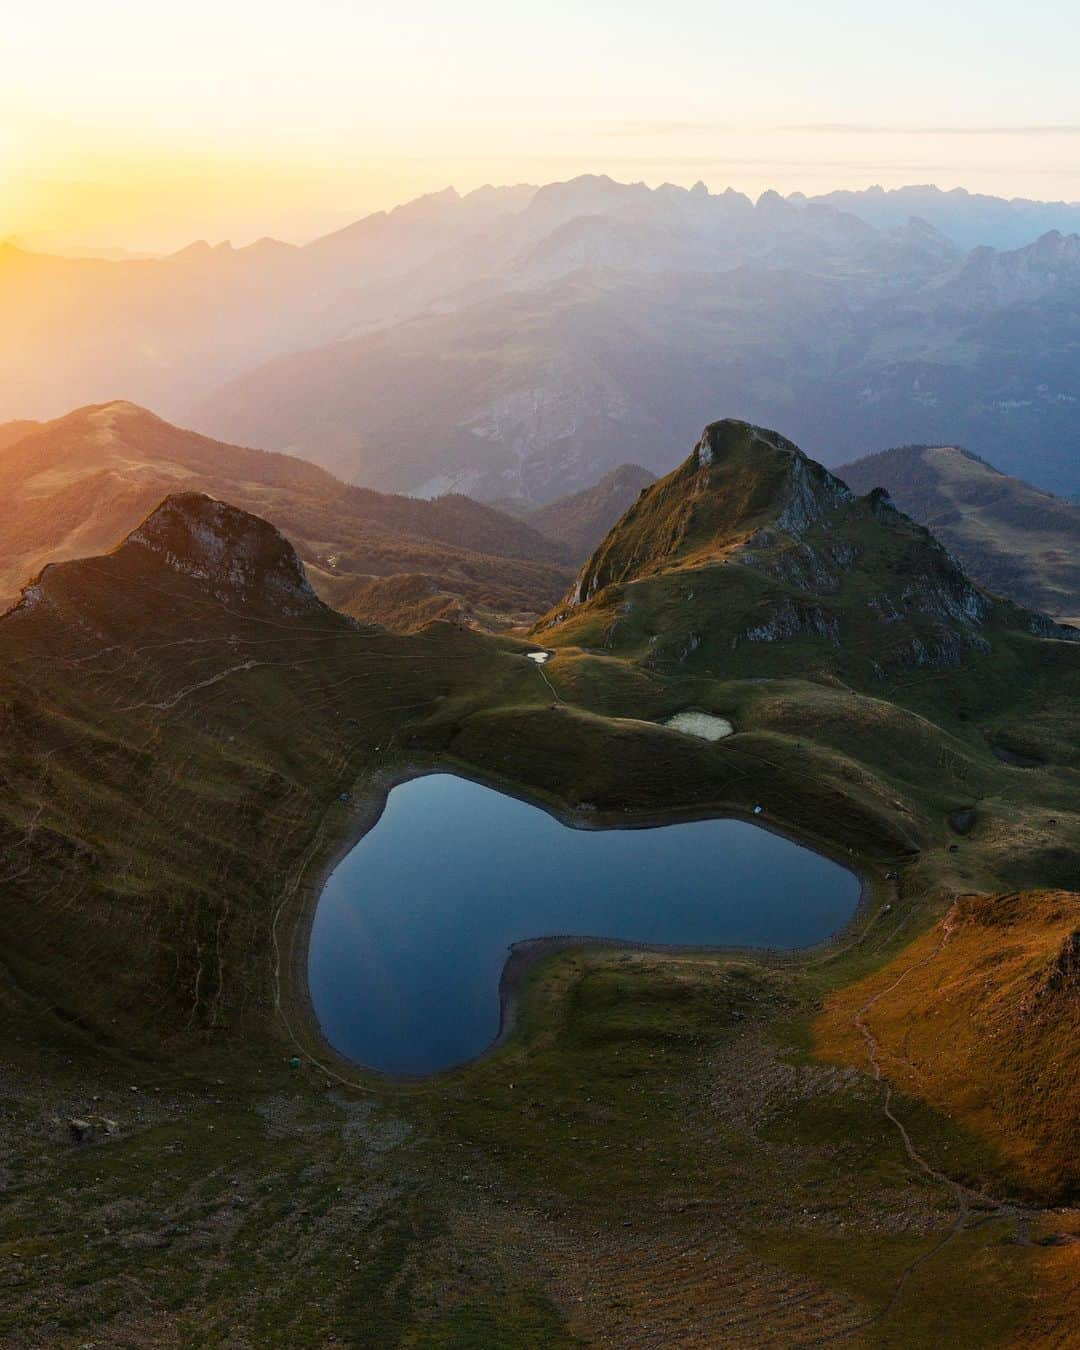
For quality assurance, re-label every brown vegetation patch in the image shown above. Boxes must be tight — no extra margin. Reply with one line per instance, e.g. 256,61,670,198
814,889,1080,1200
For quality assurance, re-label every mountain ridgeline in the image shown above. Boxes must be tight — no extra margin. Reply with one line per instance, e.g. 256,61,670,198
186,179,1080,503
538,420,1077,683
6,175,1080,506
837,442,1080,622
0,401,572,629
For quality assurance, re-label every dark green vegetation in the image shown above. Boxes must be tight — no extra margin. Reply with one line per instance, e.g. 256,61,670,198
838,443,1080,622
0,401,570,627
0,421,1077,1344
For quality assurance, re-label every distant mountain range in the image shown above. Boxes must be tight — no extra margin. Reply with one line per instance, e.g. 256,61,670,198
837,443,1080,621
3,175,1080,506
808,184,1080,251
196,217,1080,503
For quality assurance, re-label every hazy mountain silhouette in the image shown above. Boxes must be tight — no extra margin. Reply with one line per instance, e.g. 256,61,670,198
4,176,1080,501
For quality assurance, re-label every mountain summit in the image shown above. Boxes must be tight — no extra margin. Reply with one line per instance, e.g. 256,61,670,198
14,491,331,623
125,492,324,615
0,401,570,628
564,421,853,607
538,419,1075,680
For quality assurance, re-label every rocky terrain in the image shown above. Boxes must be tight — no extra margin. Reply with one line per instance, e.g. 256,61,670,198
536,420,1076,682
189,181,1080,502
6,176,1080,504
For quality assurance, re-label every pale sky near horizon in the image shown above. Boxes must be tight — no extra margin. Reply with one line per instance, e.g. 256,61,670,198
3,0,1079,252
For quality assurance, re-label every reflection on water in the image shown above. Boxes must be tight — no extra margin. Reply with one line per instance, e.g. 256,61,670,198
309,774,859,1075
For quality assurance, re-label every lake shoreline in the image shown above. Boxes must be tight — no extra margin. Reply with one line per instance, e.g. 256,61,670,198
277,755,884,1089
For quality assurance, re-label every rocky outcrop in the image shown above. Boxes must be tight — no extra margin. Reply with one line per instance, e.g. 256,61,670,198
1042,929,1080,998
126,493,323,615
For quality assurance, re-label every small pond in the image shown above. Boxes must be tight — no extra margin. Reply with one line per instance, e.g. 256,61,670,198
309,774,859,1075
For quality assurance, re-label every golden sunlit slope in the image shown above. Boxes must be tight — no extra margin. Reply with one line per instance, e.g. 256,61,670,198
815,889,1080,1201
523,463,657,561
0,401,571,628
0,419,39,451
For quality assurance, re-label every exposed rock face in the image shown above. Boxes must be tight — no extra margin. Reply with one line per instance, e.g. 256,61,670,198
125,493,322,614
931,229,1080,307
1043,930,1080,997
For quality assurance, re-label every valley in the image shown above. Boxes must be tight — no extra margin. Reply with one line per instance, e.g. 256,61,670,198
6,6,1080,1343
0,421,1076,1345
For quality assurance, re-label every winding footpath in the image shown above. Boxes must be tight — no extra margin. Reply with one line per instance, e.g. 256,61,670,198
824,903,1048,1343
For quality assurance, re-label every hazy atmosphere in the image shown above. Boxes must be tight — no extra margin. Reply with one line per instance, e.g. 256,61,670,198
4,0,1080,251
1,4,1078,1346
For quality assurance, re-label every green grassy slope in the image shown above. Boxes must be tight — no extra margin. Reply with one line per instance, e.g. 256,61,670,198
523,464,656,560
0,437,1077,1345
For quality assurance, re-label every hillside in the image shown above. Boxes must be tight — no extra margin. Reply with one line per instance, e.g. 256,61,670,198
193,265,864,503
0,186,534,420
837,443,1080,621
0,453,1077,1342
185,181,1080,502
535,420,1077,685
0,419,39,451
523,463,656,559
0,401,570,627
194,227,1080,503
816,888,1080,1199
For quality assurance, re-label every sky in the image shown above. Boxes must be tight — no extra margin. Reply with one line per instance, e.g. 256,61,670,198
3,0,1080,253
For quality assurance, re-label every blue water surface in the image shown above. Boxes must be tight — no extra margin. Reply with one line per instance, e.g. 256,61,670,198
308,773,859,1075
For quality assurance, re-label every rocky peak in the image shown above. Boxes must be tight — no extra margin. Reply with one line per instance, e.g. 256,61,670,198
557,420,854,611
694,420,853,537
125,492,321,614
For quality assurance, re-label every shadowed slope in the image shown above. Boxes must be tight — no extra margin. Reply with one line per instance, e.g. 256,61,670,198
0,492,538,1047
523,464,656,560
838,443,1080,621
